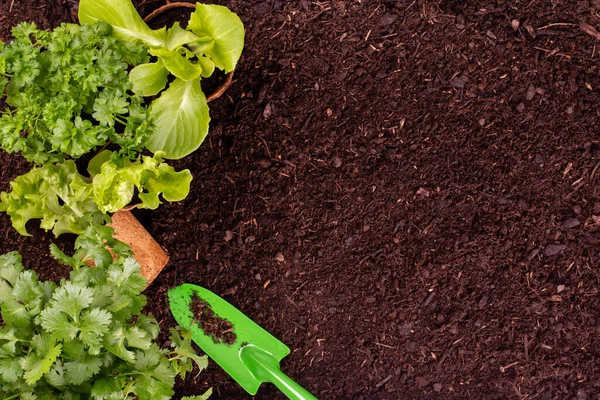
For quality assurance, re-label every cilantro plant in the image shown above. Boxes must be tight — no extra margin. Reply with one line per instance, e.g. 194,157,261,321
0,22,193,237
0,227,210,399
79,0,245,159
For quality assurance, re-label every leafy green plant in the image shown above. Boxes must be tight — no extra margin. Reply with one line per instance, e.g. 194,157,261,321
0,22,192,237
79,0,245,159
0,151,191,236
0,22,151,164
0,227,210,399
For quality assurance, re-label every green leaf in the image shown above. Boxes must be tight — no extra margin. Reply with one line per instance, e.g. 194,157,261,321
136,314,160,339
40,309,78,341
92,89,130,127
182,388,213,400
124,326,151,350
0,76,8,97
0,251,24,302
187,4,245,73
167,22,200,50
0,357,23,383
129,61,169,96
64,354,102,385
169,328,208,379
198,56,215,78
46,359,68,388
76,235,114,268
87,150,113,177
13,270,43,308
104,324,135,363
138,163,192,209
0,161,100,236
2,298,32,329
78,0,167,47
0,327,22,355
107,257,144,289
150,47,202,82
51,282,94,320
22,341,62,385
91,377,124,400
148,78,209,159
50,244,81,269
92,155,191,212
129,348,176,399
61,339,86,359
79,308,112,353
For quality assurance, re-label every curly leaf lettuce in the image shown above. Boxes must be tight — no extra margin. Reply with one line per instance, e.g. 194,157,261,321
0,161,101,236
93,153,193,213
0,156,191,236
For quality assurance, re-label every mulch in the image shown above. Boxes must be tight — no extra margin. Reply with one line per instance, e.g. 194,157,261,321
2,0,600,398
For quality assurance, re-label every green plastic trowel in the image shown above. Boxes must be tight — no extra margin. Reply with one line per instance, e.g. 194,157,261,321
168,283,318,400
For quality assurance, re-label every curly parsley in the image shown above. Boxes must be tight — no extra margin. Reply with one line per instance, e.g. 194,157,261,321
0,22,153,164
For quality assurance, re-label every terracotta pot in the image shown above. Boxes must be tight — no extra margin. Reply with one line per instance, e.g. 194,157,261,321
109,210,169,287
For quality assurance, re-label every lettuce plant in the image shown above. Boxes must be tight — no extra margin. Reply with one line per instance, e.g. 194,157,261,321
0,227,210,399
79,0,245,159
0,151,191,236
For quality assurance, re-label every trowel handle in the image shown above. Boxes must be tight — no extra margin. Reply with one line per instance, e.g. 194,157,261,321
266,366,318,400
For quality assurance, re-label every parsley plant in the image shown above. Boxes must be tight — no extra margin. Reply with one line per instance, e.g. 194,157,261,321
0,22,152,164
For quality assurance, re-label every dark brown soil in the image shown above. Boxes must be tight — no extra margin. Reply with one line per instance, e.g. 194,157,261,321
4,0,600,399
190,291,237,345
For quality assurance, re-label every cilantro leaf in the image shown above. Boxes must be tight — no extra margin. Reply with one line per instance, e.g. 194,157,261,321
91,377,125,400
40,309,78,342
169,327,209,379
79,308,112,353
51,282,94,320
21,336,62,385
182,389,213,400
64,354,103,385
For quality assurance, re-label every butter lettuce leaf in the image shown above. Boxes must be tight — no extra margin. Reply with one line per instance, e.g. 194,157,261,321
187,3,245,73
167,22,200,51
147,78,209,159
78,0,167,47
129,61,169,96
150,47,202,82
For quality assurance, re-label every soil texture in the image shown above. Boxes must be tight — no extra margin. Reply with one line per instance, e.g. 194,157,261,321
3,0,600,399
191,291,237,345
